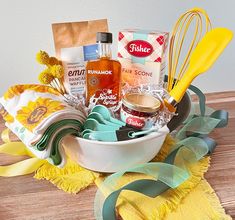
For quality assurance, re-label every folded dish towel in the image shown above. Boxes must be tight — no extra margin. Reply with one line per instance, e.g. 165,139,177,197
0,84,86,167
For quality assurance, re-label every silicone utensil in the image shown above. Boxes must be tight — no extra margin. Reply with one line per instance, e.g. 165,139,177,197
92,105,126,126
167,7,212,92
88,112,121,129
82,129,93,137
84,118,117,131
83,129,138,141
83,130,118,141
167,27,233,106
128,127,165,138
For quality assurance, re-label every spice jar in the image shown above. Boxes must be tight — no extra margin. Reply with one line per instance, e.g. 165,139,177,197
120,93,161,129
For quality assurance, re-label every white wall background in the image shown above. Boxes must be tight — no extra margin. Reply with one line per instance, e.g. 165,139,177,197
0,0,234,95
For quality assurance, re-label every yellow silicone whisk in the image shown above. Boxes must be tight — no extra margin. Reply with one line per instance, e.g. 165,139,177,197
167,7,212,92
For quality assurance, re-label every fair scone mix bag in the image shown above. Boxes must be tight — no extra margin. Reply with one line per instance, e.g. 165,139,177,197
118,29,169,91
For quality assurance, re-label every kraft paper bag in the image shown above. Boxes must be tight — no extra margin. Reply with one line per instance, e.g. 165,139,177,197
52,19,108,100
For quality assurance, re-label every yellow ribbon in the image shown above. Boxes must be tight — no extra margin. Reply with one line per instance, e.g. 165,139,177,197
1,127,11,143
0,128,47,177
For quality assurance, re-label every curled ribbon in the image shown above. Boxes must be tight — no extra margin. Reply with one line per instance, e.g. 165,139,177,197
94,84,229,220
0,128,47,177
1,128,11,143
95,134,218,220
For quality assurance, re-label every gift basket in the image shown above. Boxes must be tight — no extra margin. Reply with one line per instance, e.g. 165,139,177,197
0,7,233,220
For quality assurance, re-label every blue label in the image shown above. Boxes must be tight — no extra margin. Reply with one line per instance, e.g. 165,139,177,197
83,44,98,61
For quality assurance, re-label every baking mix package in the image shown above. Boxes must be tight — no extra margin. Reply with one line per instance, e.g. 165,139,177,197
118,29,169,90
52,19,108,100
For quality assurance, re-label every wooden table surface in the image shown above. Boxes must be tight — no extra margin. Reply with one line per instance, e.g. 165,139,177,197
0,91,234,220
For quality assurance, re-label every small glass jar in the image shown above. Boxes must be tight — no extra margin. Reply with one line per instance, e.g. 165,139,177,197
120,93,161,129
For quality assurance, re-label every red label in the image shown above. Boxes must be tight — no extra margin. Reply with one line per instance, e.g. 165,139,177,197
126,117,145,129
126,40,153,57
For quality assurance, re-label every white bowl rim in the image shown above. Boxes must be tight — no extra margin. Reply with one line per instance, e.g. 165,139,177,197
75,126,169,146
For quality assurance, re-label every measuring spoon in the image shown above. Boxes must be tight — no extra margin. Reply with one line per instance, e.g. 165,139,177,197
84,118,117,132
91,105,126,126
87,112,121,129
82,129,93,137
83,130,118,141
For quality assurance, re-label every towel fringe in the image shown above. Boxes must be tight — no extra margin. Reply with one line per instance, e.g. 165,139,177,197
34,159,99,194
199,179,232,220
154,157,210,219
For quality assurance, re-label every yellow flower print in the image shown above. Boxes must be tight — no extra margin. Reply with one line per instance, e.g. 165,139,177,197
16,97,65,132
4,85,61,100
4,85,25,100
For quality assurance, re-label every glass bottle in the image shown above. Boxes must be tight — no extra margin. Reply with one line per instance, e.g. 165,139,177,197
86,32,121,108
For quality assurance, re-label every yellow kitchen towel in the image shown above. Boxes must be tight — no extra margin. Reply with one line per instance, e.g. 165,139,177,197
34,158,99,193
165,179,230,220
1,129,230,219
0,132,231,219
95,158,231,220
0,84,86,167
34,135,231,219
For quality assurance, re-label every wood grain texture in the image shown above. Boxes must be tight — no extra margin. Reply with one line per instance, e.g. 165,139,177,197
0,91,234,220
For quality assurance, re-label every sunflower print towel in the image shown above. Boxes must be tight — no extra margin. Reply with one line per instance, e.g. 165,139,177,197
0,84,86,167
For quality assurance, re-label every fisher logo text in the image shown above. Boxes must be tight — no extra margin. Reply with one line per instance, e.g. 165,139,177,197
126,117,145,129
126,40,153,57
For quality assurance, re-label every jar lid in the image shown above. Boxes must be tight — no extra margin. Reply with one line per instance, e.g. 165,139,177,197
122,93,161,113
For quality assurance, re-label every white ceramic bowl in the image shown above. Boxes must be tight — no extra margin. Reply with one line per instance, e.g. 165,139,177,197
62,126,169,173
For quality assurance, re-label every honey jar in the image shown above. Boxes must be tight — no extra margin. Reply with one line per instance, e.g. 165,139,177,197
120,93,161,129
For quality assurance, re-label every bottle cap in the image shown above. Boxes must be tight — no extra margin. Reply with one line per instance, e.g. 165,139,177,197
96,32,113,43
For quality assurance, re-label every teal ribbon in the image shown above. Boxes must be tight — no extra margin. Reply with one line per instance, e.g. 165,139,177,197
188,84,206,116
94,85,229,220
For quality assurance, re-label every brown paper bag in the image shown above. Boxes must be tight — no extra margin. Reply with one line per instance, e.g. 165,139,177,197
52,19,108,99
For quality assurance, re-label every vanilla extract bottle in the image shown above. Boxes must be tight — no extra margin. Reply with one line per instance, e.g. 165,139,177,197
86,32,121,108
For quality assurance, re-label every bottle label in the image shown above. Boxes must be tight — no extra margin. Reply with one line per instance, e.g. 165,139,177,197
87,70,112,75
92,89,118,106
83,44,98,61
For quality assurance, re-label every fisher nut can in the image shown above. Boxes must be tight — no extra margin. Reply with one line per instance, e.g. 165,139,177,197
120,93,161,129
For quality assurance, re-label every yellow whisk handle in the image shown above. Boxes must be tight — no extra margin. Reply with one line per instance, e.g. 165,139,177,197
169,69,195,103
